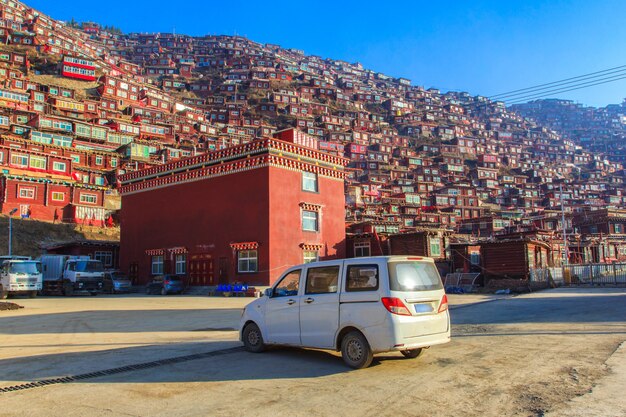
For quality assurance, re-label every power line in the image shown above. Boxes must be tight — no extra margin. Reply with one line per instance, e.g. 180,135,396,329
459,64,626,112
506,74,626,105
489,64,626,99
493,68,626,101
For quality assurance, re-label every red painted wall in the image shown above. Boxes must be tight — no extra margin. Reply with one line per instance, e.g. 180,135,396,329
120,165,346,286
120,168,271,286
268,167,346,283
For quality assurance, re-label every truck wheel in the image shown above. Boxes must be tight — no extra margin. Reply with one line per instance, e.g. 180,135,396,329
401,348,424,359
90,292,98,296
28,291,37,298
242,323,266,353
0,286,7,299
62,283,74,296
161,288,168,296
341,331,374,369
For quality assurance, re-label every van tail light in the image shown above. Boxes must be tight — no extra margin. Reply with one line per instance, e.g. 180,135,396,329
164,280,171,285
381,297,412,316
438,294,449,313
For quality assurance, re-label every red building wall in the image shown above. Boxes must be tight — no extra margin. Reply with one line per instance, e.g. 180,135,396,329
268,168,345,283
119,139,347,287
120,168,271,286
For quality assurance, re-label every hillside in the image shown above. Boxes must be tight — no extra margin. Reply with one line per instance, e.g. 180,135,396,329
0,215,120,258
0,0,625,247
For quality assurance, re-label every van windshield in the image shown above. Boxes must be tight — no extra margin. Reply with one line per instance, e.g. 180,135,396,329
8,262,42,274
388,261,443,292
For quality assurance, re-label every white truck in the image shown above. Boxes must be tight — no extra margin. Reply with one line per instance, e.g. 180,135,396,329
40,255,105,296
0,257,43,299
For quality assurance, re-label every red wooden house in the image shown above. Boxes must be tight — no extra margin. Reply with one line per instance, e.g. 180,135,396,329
61,55,97,81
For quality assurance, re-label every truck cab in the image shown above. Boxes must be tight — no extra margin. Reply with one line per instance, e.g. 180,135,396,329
0,259,43,298
39,255,105,296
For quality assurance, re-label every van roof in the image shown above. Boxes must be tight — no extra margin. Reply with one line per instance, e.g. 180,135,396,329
290,256,436,269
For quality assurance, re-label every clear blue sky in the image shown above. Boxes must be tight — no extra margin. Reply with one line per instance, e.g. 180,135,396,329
27,0,626,107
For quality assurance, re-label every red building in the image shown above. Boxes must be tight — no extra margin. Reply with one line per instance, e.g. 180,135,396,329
119,138,348,287
61,56,97,81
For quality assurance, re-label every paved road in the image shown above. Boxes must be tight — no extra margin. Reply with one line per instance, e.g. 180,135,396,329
0,289,624,417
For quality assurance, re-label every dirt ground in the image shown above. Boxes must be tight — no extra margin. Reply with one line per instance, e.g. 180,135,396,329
0,289,624,417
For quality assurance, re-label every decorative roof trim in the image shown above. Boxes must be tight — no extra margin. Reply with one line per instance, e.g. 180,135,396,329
300,202,323,211
168,247,188,254
145,248,164,255
230,241,259,250
300,243,324,251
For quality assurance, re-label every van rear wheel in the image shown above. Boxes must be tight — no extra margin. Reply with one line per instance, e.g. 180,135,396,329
341,331,373,369
401,348,424,359
242,323,266,353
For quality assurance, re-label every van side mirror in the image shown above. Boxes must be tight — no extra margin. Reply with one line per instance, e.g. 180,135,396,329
264,288,273,298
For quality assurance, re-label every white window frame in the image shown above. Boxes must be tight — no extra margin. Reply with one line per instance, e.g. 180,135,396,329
51,191,65,201
52,161,67,172
354,241,371,257
11,153,28,167
29,155,46,170
80,193,97,204
94,251,113,267
429,236,442,257
302,171,318,192
151,255,163,275
175,254,186,275
18,186,35,199
302,210,319,232
303,250,318,264
237,250,258,273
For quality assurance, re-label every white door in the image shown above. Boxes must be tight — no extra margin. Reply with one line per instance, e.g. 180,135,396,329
266,269,302,345
299,264,341,348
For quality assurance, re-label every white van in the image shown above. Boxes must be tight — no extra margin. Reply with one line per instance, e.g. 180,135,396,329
239,256,450,368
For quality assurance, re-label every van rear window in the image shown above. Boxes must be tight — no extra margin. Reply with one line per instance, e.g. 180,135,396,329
388,262,443,292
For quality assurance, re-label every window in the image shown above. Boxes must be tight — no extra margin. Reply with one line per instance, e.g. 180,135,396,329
302,171,318,192
302,210,318,232
303,250,318,264
11,153,28,167
615,224,624,234
354,241,371,257
273,270,301,297
237,250,258,273
94,251,113,267
305,266,339,294
71,155,80,163
29,155,46,170
51,191,65,201
80,193,97,204
429,237,442,257
53,162,66,172
175,254,186,275
19,187,35,199
151,255,163,275
346,265,379,292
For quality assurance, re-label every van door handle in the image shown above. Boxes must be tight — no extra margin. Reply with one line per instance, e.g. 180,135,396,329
304,298,314,304
286,299,296,305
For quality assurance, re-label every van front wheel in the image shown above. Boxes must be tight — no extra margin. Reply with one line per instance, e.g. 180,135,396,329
341,331,373,369
401,348,424,359
242,323,266,353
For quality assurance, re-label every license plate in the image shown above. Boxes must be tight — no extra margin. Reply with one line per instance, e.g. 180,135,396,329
414,303,434,313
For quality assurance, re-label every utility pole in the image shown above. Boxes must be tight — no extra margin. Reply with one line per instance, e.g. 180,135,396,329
560,184,568,266
8,208,17,257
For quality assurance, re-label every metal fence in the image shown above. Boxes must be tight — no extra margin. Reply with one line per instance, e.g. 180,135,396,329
530,263,626,286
